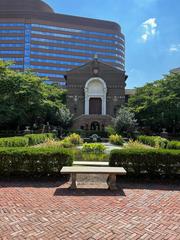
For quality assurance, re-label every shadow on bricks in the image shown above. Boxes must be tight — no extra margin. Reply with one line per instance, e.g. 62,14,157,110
54,187,126,197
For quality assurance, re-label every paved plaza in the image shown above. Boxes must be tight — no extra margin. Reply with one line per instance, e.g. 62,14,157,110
0,180,180,240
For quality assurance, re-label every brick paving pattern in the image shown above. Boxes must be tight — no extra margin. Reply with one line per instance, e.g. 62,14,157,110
0,180,180,240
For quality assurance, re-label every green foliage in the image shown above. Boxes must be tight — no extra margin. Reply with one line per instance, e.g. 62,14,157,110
81,153,108,161
138,135,169,148
35,139,62,148
59,133,83,148
0,60,71,130
0,133,54,147
125,140,151,149
167,141,180,150
73,149,108,162
105,125,116,136
35,133,83,148
25,133,54,146
54,107,73,129
0,136,29,147
60,139,75,148
109,148,180,176
113,107,137,134
0,147,73,176
109,134,123,146
128,73,180,132
82,143,106,153
65,133,83,145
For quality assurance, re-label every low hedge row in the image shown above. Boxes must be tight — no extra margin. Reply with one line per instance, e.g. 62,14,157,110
109,149,180,176
138,135,169,148
25,133,54,146
0,147,73,176
0,136,29,147
0,133,54,147
167,141,180,150
138,135,180,150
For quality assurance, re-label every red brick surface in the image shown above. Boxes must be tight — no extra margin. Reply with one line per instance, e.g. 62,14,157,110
0,180,180,239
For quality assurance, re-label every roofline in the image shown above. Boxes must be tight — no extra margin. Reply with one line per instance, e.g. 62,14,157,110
64,59,126,75
0,11,123,34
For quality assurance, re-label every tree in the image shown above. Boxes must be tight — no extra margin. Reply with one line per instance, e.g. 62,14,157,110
113,107,137,134
55,107,73,129
0,61,72,130
128,72,180,133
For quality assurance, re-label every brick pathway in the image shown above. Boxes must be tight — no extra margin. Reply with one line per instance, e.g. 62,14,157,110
0,180,180,240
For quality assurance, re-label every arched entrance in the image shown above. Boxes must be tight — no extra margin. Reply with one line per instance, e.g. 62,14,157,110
84,77,107,115
90,121,100,131
89,98,102,115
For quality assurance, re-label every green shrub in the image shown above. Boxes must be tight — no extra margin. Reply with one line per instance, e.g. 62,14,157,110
60,139,75,148
105,125,116,136
0,136,29,147
125,140,152,149
138,135,169,148
167,141,180,150
25,133,54,146
82,143,106,153
65,133,83,145
109,148,180,176
0,147,73,176
109,134,123,146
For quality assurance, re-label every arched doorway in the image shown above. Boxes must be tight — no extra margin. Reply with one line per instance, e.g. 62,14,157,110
90,121,100,131
84,78,107,115
89,98,102,115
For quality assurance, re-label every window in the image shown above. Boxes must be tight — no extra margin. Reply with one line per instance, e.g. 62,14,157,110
31,37,125,52
32,23,124,41
31,44,123,58
32,30,123,45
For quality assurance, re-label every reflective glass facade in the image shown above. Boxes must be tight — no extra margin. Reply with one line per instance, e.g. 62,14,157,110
0,1,125,85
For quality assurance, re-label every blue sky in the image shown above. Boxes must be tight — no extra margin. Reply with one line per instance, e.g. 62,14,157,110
45,0,180,88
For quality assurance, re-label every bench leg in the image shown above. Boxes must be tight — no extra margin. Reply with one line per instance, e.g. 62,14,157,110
108,174,118,190
70,173,77,189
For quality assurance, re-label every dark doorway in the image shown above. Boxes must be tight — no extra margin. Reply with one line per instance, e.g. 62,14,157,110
89,98,102,115
90,121,100,131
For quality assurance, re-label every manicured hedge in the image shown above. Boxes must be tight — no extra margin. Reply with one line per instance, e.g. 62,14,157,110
0,136,29,147
138,135,169,148
167,141,180,150
109,149,180,176
138,135,180,150
0,133,55,147
0,147,73,176
25,133,54,146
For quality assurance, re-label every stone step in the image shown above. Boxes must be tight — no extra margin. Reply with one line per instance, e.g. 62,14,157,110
73,161,109,167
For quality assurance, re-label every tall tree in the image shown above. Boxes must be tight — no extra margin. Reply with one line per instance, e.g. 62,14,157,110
0,61,72,130
128,73,180,132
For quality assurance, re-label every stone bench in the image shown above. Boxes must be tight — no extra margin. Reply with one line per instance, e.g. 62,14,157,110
61,166,126,190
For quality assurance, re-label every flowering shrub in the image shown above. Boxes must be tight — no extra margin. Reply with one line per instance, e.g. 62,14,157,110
109,134,123,146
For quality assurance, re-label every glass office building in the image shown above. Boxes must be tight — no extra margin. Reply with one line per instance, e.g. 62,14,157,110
0,0,125,86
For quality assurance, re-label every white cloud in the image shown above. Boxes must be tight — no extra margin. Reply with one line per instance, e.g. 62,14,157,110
141,18,158,43
169,44,180,52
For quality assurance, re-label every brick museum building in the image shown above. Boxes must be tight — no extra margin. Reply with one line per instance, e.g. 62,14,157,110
0,0,127,129
65,57,127,130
